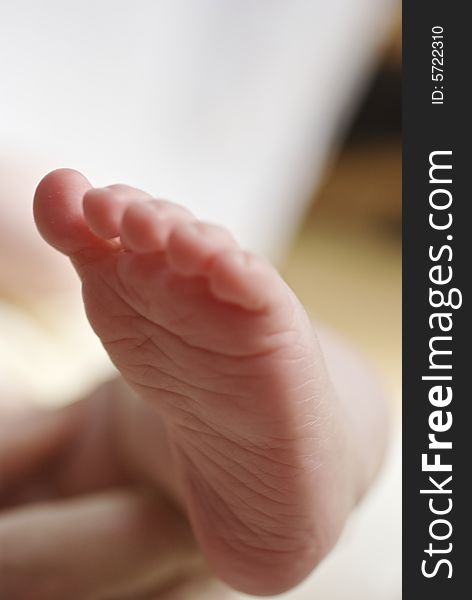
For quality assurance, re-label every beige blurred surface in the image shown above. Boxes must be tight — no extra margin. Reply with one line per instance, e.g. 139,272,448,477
282,156,402,405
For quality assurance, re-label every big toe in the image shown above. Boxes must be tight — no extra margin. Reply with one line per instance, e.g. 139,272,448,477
33,169,112,260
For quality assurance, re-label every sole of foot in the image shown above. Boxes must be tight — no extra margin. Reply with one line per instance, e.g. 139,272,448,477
34,169,352,595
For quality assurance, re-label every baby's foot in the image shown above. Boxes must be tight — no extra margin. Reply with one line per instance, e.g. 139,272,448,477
34,170,352,595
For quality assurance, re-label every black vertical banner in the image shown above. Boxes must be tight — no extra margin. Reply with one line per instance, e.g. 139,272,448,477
403,2,471,598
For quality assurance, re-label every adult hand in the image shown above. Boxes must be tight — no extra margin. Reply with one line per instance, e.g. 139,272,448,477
0,381,232,600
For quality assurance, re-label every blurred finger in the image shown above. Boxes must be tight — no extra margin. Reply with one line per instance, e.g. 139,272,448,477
0,384,129,508
0,403,81,493
0,489,199,600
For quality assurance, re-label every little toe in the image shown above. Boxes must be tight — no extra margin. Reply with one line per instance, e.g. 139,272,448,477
33,169,110,258
83,185,151,240
120,200,194,254
167,222,238,276
209,249,282,310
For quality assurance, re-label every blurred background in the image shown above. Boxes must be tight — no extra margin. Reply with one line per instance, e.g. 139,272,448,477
1,2,401,598
283,11,401,406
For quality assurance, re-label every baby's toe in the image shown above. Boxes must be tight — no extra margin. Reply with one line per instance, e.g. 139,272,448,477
167,222,238,276
34,169,104,257
120,200,194,253
209,250,281,310
83,185,151,240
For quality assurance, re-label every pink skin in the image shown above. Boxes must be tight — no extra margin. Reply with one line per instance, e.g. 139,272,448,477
33,169,386,596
